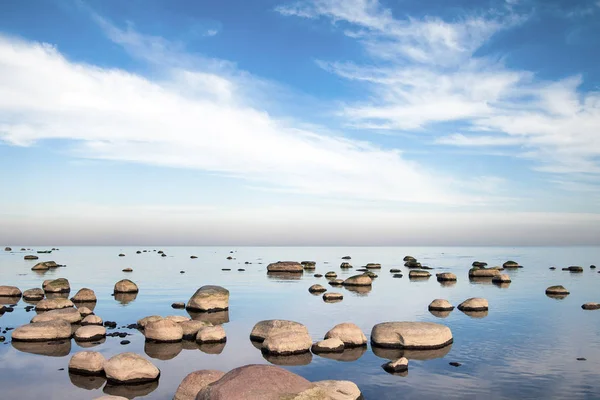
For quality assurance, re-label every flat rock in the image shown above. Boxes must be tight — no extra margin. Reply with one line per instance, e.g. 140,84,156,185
324,322,367,347
180,320,212,340
581,302,600,310
24,255,39,260
309,284,327,294
428,299,454,311
262,331,312,355
69,351,106,375
0,286,22,297
409,270,431,278
250,320,309,342
12,320,72,342
267,261,303,273
196,325,226,343
546,285,569,295
567,266,583,272
44,278,70,293
323,293,343,302
71,288,97,302
23,288,44,301
36,298,75,311
172,302,186,309
365,263,381,269
75,325,107,342
174,370,225,400
469,268,500,277
458,298,489,311
186,285,229,312
104,352,160,384
328,279,344,286
31,308,82,324
382,357,408,373
492,274,511,283
294,380,362,400
371,321,453,349
311,338,344,353
342,274,372,287
114,279,138,293
145,319,183,342
436,272,457,282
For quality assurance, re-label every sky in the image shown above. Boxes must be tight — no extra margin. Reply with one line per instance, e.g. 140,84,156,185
1,0,600,246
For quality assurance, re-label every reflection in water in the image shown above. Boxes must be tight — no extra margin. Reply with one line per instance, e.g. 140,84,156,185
429,309,453,318
314,346,366,362
181,340,200,351
372,343,452,361
263,351,312,366
0,296,21,305
75,301,97,312
344,286,372,296
469,277,494,285
383,368,409,377
114,292,138,305
12,340,72,357
23,298,41,306
494,282,511,289
46,292,69,300
144,341,183,360
69,373,106,390
103,380,159,399
77,337,106,348
408,276,430,282
250,339,263,351
266,272,303,281
187,310,230,325
439,280,457,288
546,294,569,300
199,342,226,355
462,310,489,318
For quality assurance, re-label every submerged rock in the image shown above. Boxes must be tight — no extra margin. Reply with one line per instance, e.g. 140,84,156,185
308,284,327,294
382,357,408,373
323,293,343,302
371,322,453,349
436,272,457,282
104,353,160,384
457,298,489,311
342,274,372,287
186,285,229,312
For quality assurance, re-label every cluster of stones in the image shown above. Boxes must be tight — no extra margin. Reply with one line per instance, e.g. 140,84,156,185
403,255,422,269
311,322,367,357
250,320,312,356
69,351,160,385
139,315,226,344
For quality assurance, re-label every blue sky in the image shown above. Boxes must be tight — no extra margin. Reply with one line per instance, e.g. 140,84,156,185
1,0,600,245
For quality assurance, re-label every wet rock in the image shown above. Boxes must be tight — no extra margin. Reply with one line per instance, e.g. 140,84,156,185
145,319,183,342
581,303,600,310
340,262,353,269
309,284,327,294
174,370,225,400
36,298,75,311
323,293,343,302
371,321,453,349
311,338,344,353
325,271,337,278
382,357,408,373
104,352,160,384
469,268,500,278
44,278,70,293
267,261,303,273
428,299,454,311
24,255,39,260
567,266,584,272
120,340,130,345
82,315,103,326
23,288,44,301
404,260,421,268
71,288,97,303
32,261,57,271
31,308,82,324
104,321,118,329
393,274,403,278
122,268,133,272
186,285,229,312
409,270,431,278
262,331,311,355
250,320,308,342
114,279,138,293
12,320,72,341
503,260,521,269
196,325,226,343
457,298,489,312
472,261,488,268
436,272,457,282
366,263,381,269
69,351,106,375
301,261,316,270
0,286,22,297
342,274,372,287
328,279,344,286
591,265,596,269
75,326,107,342
324,322,367,347
492,274,511,283
172,302,186,309
546,285,569,295
180,320,212,340
314,274,323,278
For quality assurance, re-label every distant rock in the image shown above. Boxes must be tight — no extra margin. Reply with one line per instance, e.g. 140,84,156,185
172,302,186,309
390,268,401,273
267,261,303,273
403,256,416,262
4,247,11,251
301,261,316,270
343,274,372,287
342,256,351,260
325,271,337,278
546,285,569,295
24,255,39,260
472,261,488,268
567,266,583,272
469,268,500,278
328,279,344,286
122,268,133,272
458,298,489,312
314,274,323,278
404,260,421,268
409,270,431,278
323,293,343,302
308,284,327,294
366,263,381,269
492,274,511,283
71,288,97,303
503,260,521,269
12,320,72,341
436,272,456,282
581,303,600,310
340,262,353,269
114,279,139,293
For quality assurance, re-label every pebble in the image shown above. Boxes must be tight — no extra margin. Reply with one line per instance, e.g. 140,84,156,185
120,340,131,345
449,362,462,367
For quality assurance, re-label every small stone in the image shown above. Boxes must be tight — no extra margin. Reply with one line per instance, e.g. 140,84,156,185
449,362,462,367
323,293,343,302
546,285,569,295
393,274,403,278
383,357,408,373
340,262,352,269
308,284,327,294
458,298,489,312
311,338,344,353
172,302,186,309
81,315,103,326
409,270,431,278
343,274,372,287
389,268,401,273
74,326,107,342
428,299,454,311
328,279,344,286
114,279,138,293
577,358,587,361
122,268,133,272
120,340,130,345
581,303,600,310
314,274,323,278
324,322,367,347
436,272,457,282
325,271,337,278
196,325,226,343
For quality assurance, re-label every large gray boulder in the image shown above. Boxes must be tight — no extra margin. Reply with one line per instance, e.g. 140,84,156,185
371,322,453,349
267,261,303,273
174,370,225,400
186,286,229,312
104,353,160,384
324,322,367,347
12,320,72,341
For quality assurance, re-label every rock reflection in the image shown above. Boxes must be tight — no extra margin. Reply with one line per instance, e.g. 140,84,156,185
462,310,489,318
263,351,312,366
182,340,200,351
144,341,183,360
429,310,453,318
103,381,159,399
439,280,457,288
199,342,226,355
114,292,138,305
187,310,230,325
12,340,71,357
372,343,452,361
546,293,569,300
75,301,97,312
250,339,263,351
344,286,371,296
266,272,303,281
468,277,494,285
69,373,106,390
314,346,366,362
383,368,408,377
77,337,106,348
0,296,21,305
494,282,511,289
46,292,69,300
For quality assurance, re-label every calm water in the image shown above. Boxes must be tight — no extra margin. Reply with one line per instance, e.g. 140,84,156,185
1,246,599,400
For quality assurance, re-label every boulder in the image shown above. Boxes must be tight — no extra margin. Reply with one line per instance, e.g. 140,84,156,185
180,320,212,340
31,307,82,324
458,298,489,311
371,322,453,349
325,271,337,278
567,266,584,272
104,353,160,384
75,325,107,342
382,357,408,373
328,279,344,286
114,279,139,293
409,270,431,278
581,303,600,310
250,320,308,342
195,364,313,400
340,262,352,269
145,319,183,342
262,331,311,355
301,261,316,270
69,351,106,375
365,263,381,269
308,284,327,294
24,255,39,260
503,260,521,268
12,320,72,341
4,246,11,251
35,298,75,311
23,288,44,301
323,293,343,302
186,285,229,312
546,285,569,295
311,338,344,353
267,261,303,273
469,268,500,278
324,323,367,347
436,272,457,282
174,370,225,400
137,315,163,329
472,261,488,268
428,299,454,311
196,325,226,343
342,274,372,287
82,315,103,326
44,278,70,293
71,288,97,303
32,261,58,271
0,286,22,297
492,274,511,283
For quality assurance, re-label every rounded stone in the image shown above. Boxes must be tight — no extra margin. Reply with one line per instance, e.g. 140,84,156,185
383,357,408,373
0,286,22,297
262,331,312,355
78,306,94,317
324,322,367,347
340,262,353,269
492,274,511,283
325,271,337,278
342,274,372,287
137,315,163,329
250,320,309,342
12,320,72,342
428,299,454,311
403,256,416,262
323,292,343,302
311,338,344,353
503,260,521,268
165,315,191,323
266,261,303,273
114,279,138,293
472,261,488,268
35,298,75,311
104,352,160,384
306,380,362,400
31,308,82,324
82,315,103,326
186,285,229,312
196,325,226,343
409,270,431,278
23,288,44,301
546,285,569,295
71,288,97,303
308,284,327,294
371,321,453,349
328,279,344,286
458,298,489,311
581,303,600,310
43,278,70,293
69,351,106,375
180,320,212,340
436,272,457,282
75,325,107,342
469,268,500,278
24,255,39,260
172,302,186,309
145,319,184,343
173,370,225,400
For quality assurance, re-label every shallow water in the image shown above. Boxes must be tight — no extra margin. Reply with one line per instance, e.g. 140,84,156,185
0,246,599,400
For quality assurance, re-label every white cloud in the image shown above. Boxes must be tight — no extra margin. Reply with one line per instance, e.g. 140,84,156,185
278,0,600,178
0,32,489,206
204,29,219,37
